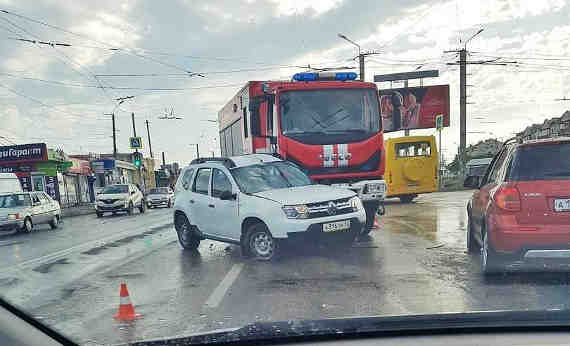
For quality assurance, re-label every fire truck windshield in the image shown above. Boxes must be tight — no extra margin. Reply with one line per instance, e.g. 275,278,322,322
280,88,380,141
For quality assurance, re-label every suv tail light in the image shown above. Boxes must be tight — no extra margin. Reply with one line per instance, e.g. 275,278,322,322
494,183,521,211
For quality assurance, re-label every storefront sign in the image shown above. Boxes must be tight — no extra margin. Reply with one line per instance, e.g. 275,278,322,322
92,159,115,174
0,165,33,173
0,143,47,163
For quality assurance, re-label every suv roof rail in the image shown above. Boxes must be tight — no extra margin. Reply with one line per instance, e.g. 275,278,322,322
189,157,236,168
503,137,521,146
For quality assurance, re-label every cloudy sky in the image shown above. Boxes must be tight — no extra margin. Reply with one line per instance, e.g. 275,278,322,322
0,0,569,165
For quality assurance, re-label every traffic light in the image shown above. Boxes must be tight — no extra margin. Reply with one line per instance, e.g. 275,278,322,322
133,152,142,168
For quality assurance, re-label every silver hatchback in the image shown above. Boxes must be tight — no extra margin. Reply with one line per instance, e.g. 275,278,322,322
0,192,61,234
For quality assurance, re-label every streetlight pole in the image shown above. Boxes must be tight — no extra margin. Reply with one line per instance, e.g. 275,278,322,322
338,33,364,81
104,95,134,159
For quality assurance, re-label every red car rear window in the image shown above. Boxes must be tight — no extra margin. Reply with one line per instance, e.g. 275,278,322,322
507,143,570,181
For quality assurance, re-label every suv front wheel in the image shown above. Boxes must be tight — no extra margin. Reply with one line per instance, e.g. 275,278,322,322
244,223,277,261
175,214,200,250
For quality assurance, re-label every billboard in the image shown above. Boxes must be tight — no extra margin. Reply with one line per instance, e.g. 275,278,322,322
379,85,450,133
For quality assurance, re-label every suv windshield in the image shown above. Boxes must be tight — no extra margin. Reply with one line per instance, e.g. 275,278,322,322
101,185,128,194
231,162,312,194
280,88,380,136
0,194,31,208
508,143,570,181
150,188,169,194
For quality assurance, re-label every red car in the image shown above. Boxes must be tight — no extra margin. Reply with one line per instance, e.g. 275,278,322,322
465,137,570,274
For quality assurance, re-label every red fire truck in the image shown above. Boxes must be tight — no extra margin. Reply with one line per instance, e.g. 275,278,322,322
218,72,387,233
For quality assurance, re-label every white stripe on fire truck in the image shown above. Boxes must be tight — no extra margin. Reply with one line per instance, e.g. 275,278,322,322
323,145,334,167
338,143,348,167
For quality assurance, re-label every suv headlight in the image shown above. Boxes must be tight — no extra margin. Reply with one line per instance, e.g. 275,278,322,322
350,196,363,212
365,183,384,194
282,204,309,219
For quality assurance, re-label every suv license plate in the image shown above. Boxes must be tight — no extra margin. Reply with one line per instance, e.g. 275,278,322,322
323,220,351,232
554,199,570,212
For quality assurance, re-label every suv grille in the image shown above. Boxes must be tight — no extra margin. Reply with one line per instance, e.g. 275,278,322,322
306,197,352,218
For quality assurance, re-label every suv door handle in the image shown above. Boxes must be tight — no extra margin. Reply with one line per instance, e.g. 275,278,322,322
208,204,215,208
190,200,195,204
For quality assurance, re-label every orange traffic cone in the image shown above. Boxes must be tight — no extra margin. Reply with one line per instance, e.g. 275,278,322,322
114,283,141,321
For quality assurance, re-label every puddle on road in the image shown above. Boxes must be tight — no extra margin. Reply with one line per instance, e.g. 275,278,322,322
382,192,471,248
81,229,169,256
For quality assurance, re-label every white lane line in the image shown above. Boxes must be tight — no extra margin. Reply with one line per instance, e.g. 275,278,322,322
204,263,244,308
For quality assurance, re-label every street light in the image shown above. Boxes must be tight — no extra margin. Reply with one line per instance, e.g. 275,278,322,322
337,33,361,54
338,33,364,81
464,28,484,49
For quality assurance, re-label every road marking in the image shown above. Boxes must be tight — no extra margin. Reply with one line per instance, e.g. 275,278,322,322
204,263,244,308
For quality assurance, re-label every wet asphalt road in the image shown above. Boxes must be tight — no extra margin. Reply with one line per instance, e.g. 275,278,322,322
3,191,570,345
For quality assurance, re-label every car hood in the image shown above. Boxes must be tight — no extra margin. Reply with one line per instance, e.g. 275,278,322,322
251,184,355,205
97,193,128,200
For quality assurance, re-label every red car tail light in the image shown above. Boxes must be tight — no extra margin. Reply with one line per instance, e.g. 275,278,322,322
494,183,521,212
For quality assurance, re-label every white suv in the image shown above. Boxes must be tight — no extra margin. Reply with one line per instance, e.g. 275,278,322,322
173,154,366,260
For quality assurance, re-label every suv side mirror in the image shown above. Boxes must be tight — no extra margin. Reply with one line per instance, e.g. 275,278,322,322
464,176,481,189
219,190,236,201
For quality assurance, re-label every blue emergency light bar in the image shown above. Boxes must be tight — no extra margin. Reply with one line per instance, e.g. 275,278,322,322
292,72,357,82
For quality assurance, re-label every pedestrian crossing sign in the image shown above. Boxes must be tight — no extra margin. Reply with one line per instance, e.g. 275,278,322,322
130,137,143,149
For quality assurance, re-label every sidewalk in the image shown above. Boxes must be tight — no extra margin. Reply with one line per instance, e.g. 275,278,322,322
61,204,96,218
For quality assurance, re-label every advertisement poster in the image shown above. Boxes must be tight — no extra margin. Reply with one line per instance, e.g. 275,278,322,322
44,176,59,201
379,85,450,133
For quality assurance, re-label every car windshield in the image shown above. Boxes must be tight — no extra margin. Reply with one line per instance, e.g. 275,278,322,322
3,1,570,345
231,162,312,193
149,188,169,194
101,185,128,194
508,143,570,181
0,194,31,208
280,88,380,135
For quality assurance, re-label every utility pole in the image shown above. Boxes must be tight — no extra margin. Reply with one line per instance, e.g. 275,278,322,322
145,120,153,158
162,151,166,167
112,114,117,158
459,48,467,169
104,113,118,158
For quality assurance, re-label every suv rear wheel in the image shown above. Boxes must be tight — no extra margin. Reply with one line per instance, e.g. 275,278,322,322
481,230,503,275
245,223,277,261
175,214,200,250
467,214,479,253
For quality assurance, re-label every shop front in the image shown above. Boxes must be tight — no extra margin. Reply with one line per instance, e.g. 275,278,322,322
0,143,72,202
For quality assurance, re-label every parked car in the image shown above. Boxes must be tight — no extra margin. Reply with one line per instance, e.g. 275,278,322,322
0,173,23,194
465,137,570,274
95,184,145,217
0,191,61,234
147,187,174,209
173,154,367,260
